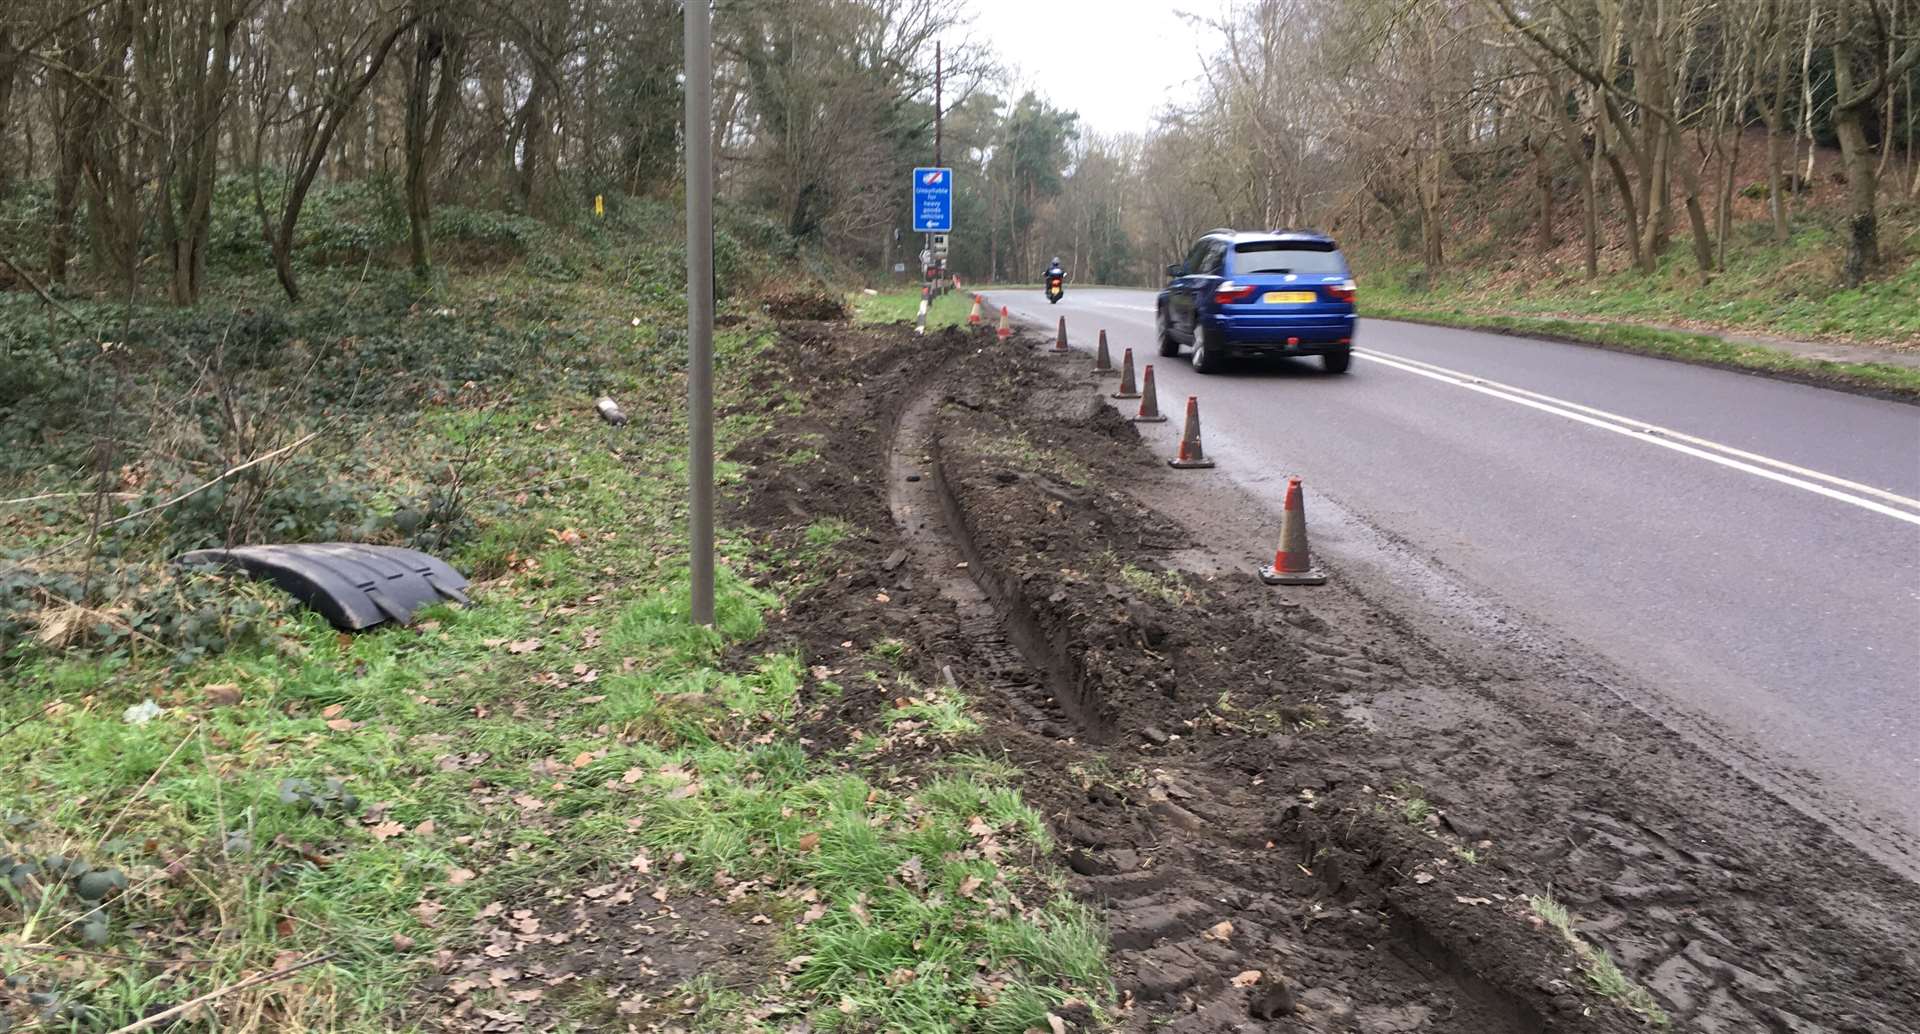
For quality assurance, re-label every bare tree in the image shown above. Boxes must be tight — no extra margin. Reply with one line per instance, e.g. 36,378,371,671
1828,0,1920,285
246,0,417,301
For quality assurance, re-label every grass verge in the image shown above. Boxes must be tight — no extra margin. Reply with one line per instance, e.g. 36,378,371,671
851,287,978,329
1,242,1108,1029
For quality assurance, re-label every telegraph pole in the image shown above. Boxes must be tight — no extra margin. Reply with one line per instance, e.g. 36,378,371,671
684,0,715,625
929,41,943,290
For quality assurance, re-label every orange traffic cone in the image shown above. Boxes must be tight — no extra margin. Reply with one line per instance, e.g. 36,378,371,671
1093,330,1114,374
1112,348,1141,399
1168,396,1215,469
1134,364,1167,423
1260,477,1326,585
1051,316,1070,355
996,306,1012,341
967,294,983,327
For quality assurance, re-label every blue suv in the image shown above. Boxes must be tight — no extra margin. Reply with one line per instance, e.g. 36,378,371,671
1157,229,1357,374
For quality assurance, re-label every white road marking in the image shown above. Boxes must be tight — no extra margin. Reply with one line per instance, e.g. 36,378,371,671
1355,347,1920,527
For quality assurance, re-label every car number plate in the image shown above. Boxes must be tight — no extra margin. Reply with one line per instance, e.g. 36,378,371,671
1263,291,1316,303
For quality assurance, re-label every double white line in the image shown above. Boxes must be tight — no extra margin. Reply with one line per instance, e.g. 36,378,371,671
1354,347,1920,528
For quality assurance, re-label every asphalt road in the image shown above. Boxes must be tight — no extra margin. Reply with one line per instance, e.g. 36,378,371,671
990,287,1920,846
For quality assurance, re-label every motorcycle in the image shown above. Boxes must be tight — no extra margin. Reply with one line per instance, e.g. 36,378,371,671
1045,275,1064,304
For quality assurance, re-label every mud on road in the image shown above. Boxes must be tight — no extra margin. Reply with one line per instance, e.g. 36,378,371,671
716,317,1918,1031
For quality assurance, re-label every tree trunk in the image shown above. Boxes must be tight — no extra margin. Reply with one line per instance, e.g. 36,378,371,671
1834,103,1879,286
0,32,16,197
1579,159,1599,280
1603,150,1646,272
1763,114,1788,241
1533,141,1554,252
1673,141,1715,275
404,5,466,280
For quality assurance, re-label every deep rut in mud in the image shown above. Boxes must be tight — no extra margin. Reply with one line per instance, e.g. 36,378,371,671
887,380,1560,1033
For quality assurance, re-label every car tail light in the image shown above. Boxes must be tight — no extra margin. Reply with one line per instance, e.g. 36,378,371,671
1326,279,1357,304
1215,280,1258,304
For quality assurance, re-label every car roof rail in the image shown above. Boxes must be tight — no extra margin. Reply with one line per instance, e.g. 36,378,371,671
1204,227,1236,237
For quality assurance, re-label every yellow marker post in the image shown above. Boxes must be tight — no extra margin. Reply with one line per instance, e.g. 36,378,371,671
594,194,605,218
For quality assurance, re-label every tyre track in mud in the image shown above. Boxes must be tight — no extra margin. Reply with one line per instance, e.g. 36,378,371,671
884,335,1920,1033
888,379,1575,1032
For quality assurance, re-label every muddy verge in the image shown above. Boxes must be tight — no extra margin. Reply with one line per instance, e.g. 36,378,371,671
913,335,1920,1032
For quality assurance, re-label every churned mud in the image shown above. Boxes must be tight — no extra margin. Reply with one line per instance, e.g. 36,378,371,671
425,315,1919,1032
895,333,1920,1032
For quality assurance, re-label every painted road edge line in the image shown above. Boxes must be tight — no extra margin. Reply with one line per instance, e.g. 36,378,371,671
1354,347,1920,528
1358,346,1920,512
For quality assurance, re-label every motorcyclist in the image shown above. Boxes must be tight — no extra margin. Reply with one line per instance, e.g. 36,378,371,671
1043,257,1065,284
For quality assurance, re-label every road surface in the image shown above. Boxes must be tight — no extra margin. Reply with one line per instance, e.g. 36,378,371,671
991,286,1920,850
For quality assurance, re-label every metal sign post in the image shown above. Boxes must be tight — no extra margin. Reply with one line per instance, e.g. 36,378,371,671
683,0,715,626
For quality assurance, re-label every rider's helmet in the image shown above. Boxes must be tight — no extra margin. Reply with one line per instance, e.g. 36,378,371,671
1051,257,1061,265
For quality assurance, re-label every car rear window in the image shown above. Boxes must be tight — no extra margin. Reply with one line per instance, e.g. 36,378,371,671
1231,242,1347,275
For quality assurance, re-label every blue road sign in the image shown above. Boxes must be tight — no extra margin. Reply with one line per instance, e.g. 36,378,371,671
912,167,953,233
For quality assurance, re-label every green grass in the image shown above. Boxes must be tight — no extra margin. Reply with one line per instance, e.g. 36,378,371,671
851,286,978,329
0,238,1110,1029
1112,561,1193,607
1530,894,1670,1027
883,685,983,740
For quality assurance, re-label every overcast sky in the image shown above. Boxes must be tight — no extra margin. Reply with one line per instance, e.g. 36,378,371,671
961,0,1225,137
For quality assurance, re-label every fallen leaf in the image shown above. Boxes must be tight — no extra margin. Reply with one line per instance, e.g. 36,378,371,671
571,751,596,769
413,819,436,836
392,933,416,951
887,966,915,986
326,718,355,732
1455,896,1492,906
796,832,820,852
799,902,827,924
1230,970,1262,988
506,638,543,654
1413,871,1436,885
749,914,772,925
958,875,984,899
650,886,669,902
1047,1013,1069,1034
322,703,345,718
621,767,645,784
488,967,519,987
627,851,653,873
508,989,545,1004
369,820,405,841
447,867,477,886
203,683,242,707
1203,920,1234,942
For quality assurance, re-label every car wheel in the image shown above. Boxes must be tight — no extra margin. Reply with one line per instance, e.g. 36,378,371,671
1191,322,1223,374
1157,311,1181,357
1321,349,1352,375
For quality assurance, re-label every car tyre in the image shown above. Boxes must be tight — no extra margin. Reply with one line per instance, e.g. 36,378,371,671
1191,322,1223,374
1157,311,1181,357
1321,349,1352,375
